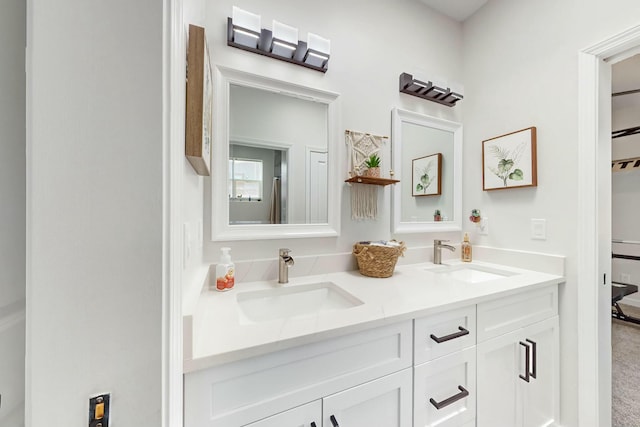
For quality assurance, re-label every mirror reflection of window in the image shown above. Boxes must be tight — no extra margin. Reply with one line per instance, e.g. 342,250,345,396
228,158,263,200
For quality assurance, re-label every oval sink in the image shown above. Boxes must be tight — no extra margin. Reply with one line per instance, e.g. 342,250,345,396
237,282,364,323
425,264,517,283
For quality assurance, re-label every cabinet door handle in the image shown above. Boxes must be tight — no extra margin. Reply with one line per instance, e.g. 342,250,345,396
429,385,469,409
330,415,340,427
519,341,531,382
430,326,469,343
526,338,537,379
310,423,317,427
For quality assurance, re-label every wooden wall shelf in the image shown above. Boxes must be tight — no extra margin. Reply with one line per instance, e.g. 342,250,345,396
345,176,400,186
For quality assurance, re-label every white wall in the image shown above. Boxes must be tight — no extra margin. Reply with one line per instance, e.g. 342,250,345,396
0,0,26,425
462,1,640,425
189,0,464,271
27,1,164,425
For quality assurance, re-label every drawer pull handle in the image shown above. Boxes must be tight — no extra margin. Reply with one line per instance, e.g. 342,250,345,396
519,341,531,382
311,423,317,427
526,338,537,379
429,385,469,410
430,326,469,343
330,415,340,427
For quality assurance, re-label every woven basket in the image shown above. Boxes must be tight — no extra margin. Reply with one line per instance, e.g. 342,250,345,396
352,241,406,278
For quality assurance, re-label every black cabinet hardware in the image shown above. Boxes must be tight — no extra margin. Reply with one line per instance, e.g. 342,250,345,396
526,339,537,379
519,341,531,382
330,414,340,427
310,422,317,427
430,326,469,343
429,385,469,410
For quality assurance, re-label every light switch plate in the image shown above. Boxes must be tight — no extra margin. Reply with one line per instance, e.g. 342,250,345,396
531,218,547,240
88,393,110,427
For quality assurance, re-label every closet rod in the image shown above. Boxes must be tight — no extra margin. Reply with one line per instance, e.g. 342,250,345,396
613,88,640,97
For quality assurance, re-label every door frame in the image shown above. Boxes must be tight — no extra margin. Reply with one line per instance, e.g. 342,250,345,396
577,23,640,427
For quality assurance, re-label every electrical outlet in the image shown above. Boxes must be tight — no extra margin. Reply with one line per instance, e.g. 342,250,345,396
621,273,632,284
89,394,110,427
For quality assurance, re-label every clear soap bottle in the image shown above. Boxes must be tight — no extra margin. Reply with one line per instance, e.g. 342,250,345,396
461,233,472,262
215,247,235,291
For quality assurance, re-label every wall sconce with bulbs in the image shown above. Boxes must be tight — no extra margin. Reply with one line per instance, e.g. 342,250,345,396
228,6,330,73
399,73,463,107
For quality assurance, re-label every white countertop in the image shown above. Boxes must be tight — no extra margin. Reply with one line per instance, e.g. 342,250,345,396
184,260,564,373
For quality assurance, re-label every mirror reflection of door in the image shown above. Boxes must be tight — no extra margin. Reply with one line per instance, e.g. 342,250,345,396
307,150,328,224
229,84,328,226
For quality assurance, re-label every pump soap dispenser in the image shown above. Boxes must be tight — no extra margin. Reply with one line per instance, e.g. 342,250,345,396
215,247,235,291
461,233,472,262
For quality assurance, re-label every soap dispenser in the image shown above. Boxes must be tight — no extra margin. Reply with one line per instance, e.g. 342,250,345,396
461,233,472,262
215,247,235,291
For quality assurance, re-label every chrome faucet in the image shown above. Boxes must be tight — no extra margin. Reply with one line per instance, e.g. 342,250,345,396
433,239,456,265
278,248,295,284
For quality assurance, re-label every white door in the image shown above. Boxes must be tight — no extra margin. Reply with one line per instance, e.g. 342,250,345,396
307,151,328,224
477,329,523,427
521,317,560,427
243,400,321,427
323,369,412,427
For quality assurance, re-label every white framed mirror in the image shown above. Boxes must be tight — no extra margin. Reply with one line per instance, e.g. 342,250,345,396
212,66,341,241
391,108,462,233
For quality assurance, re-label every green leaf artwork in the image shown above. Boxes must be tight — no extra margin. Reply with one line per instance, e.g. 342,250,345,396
487,142,526,187
415,159,434,194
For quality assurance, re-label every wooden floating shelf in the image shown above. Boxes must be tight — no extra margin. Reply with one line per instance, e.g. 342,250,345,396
345,176,400,186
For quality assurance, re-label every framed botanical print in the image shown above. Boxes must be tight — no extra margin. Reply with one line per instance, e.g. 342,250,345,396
185,24,213,176
482,127,537,190
412,153,442,197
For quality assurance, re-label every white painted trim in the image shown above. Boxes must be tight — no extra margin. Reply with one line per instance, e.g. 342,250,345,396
390,108,463,234
24,1,34,425
164,0,184,426
211,66,341,241
577,23,640,427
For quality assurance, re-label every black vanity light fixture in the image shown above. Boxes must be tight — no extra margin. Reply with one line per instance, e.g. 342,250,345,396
399,73,463,107
228,6,330,73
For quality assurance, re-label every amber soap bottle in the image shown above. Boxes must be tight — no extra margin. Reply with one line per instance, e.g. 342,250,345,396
461,233,472,262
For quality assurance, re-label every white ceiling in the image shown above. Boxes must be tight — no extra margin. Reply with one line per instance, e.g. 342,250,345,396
419,0,488,22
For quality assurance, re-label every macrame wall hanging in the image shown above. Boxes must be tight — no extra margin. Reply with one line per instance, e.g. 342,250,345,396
345,130,389,220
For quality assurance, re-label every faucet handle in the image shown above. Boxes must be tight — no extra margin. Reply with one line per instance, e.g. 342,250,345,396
279,248,292,256
434,239,449,244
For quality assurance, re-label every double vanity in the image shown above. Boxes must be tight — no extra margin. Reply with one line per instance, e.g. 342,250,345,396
184,258,563,427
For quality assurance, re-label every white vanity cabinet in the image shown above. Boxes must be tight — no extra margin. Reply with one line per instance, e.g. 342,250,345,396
476,285,559,427
184,321,413,427
243,401,321,427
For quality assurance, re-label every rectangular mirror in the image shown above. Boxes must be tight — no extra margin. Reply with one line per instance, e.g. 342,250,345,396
391,108,462,233
212,67,341,241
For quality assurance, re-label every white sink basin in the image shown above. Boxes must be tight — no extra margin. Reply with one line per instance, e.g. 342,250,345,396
426,263,517,283
237,282,364,323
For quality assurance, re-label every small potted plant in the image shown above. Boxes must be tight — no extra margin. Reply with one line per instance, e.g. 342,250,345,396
364,153,381,177
434,209,442,221
469,209,482,223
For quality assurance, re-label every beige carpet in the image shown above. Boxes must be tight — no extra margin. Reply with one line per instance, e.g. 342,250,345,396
612,303,640,427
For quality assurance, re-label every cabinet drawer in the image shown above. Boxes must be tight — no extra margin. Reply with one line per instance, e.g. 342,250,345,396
477,284,557,342
414,346,476,427
184,320,412,427
414,305,476,364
